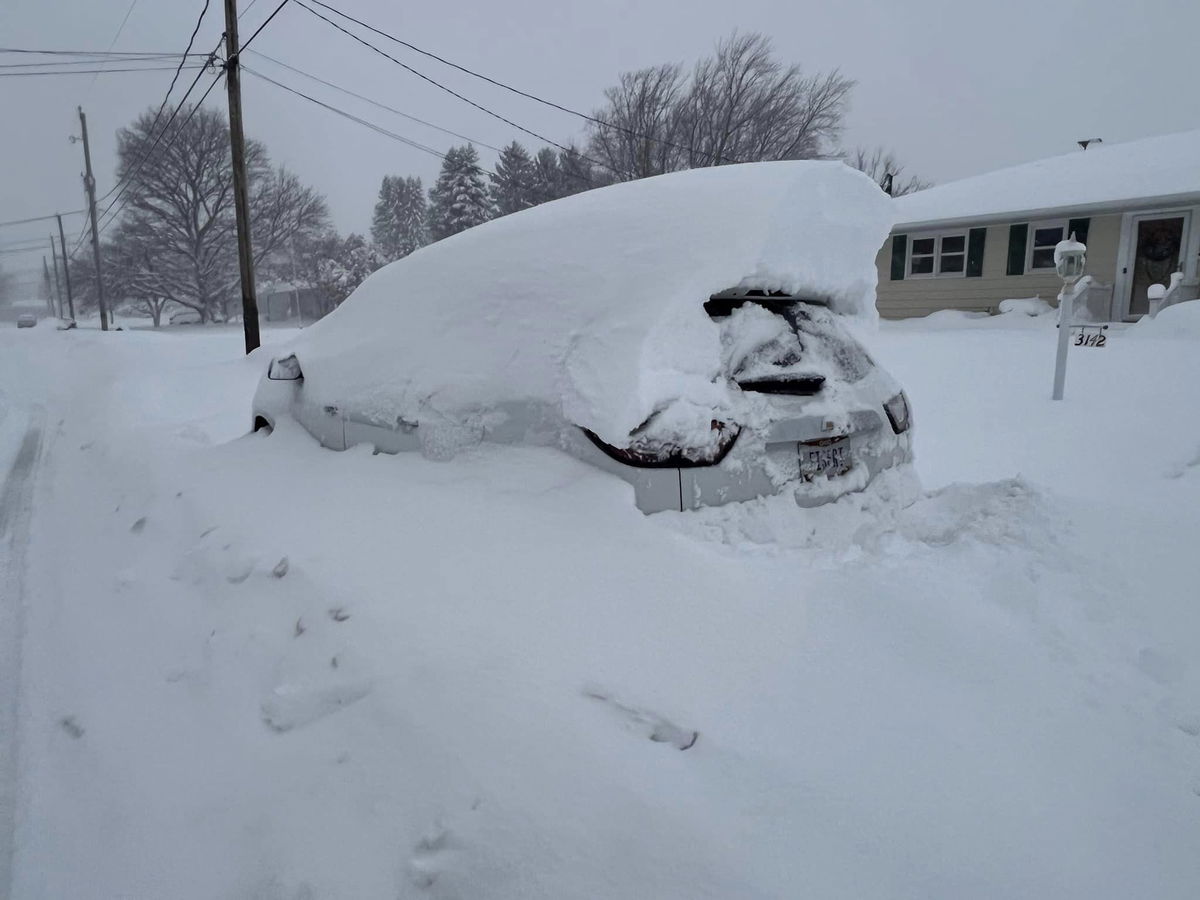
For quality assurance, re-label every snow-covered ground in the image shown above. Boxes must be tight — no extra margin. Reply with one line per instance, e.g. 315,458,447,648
1,309,1199,898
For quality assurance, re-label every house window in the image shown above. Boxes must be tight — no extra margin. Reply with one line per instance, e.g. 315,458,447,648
908,232,968,278
1027,220,1067,271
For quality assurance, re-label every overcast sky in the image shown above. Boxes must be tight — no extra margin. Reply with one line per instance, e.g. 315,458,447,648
3,0,1199,279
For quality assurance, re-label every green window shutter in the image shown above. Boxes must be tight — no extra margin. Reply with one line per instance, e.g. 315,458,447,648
889,234,907,280
1006,223,1028,275
1067,217,1090,246
966,228,987,277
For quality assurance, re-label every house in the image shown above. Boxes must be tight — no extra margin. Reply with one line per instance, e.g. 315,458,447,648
259,283,331,324
874,129,1200,321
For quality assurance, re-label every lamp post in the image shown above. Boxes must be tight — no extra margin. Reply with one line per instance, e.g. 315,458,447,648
1051,234,1087,401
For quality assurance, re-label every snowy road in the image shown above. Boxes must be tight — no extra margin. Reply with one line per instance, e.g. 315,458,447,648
0,313,1198,898
0,415,42,899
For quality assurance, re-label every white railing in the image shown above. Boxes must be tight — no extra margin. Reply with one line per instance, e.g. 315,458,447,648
1147,271,1200,318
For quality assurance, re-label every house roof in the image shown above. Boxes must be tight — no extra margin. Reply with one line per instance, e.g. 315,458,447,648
894,128,1200,230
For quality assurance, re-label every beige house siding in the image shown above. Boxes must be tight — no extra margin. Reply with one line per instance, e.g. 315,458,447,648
875,214,1123,319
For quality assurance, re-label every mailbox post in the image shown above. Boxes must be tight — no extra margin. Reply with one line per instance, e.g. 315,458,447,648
1051,235,1087,401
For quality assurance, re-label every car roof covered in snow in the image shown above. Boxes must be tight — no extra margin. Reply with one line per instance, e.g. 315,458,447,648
895,128,1200,229
285,161,892,445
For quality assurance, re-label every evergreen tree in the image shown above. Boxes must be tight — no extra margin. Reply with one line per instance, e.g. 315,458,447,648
488,141,536,216
530,147,563,206
370,175,399,254
315,233,385,306
371,175,429,260
392,176,428,258
558,145,606,197
428,144,493,241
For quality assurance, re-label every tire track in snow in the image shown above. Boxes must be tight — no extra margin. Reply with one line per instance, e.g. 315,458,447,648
0,415,44,899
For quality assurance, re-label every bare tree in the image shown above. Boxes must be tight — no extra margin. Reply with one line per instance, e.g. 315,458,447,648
105,222,174,325
846,146,932,197
679,33,854,167
586,33,854,180
586,64,688,180
113,105,329,322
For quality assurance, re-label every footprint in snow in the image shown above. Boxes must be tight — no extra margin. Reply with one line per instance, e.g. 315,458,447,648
1175,714,1200,737
407,824,451,889
261,679,372,733
584,687,699,750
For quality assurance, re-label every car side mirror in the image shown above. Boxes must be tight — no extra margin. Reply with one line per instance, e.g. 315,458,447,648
268,354,303,381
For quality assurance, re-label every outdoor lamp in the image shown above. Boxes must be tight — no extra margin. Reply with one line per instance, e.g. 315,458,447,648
1055,234,1086,284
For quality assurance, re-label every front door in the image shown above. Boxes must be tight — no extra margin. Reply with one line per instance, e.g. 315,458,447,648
1126,214,1187,317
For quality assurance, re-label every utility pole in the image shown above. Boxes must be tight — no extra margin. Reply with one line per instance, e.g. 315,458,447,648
77,106,108,331
222,0,261,354
42,256,55,315
56,215,75,320
49,236,64,317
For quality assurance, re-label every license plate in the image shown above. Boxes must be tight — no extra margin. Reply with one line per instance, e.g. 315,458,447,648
799,439,850,480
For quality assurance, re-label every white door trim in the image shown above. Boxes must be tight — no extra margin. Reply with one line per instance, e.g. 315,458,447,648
1114,207,1194,320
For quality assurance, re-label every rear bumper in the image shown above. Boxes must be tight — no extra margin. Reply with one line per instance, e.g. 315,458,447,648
561,416,913,514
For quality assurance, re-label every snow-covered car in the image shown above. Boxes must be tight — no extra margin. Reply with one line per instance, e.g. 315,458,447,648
253,161,912,513
169,308,201,326
16,313,37,328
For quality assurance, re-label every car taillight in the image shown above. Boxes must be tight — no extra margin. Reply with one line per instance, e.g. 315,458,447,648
268,354,303,381
884,392,911,434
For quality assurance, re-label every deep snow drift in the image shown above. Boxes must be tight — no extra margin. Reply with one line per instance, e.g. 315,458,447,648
2,311,1199,899
283,162,893,445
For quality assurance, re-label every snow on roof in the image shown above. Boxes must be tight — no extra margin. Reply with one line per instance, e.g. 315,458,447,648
288,161,892,445
895,129,1200,229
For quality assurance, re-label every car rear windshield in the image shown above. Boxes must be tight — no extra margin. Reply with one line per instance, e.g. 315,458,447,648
708,292,874,388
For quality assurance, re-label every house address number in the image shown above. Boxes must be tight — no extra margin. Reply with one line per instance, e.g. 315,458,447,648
1073,325,1109,348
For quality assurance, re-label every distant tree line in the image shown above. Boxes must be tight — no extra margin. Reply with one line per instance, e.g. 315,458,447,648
362,32,928,283
80,30,928,324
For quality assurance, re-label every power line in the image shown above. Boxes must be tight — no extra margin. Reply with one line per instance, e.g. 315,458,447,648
0,55,187,68
302,0,738,166
94,2,220,208
160,1,213,125
0,246,55,256
0,47,208,56
248,50,504,153
0,65,206,78
238,0,291,54
291,0,617,179
86,0,141,92
243,66,602,194
0,235,80,250
244,65,603,192
0,210,86,229
243,66,447,159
